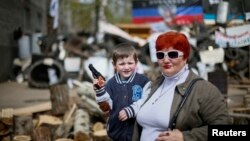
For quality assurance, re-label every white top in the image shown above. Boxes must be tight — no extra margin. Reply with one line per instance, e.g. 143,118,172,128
136,65,189,141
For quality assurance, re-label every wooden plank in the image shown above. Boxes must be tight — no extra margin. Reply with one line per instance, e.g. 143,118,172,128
0,102,52,116
229,112,250,119
229,84,250,89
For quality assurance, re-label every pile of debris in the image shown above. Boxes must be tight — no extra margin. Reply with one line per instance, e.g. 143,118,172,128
0,81,111,141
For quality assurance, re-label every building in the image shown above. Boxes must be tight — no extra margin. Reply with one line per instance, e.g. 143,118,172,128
0,0,48,82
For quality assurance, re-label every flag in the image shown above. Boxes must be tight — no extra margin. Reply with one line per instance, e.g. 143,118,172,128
132,0,203,25
50,0,59,29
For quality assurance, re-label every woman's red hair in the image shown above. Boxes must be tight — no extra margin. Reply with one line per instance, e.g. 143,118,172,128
156,31,190,60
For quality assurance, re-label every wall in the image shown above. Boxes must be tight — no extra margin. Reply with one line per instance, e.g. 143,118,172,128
0,0,48,82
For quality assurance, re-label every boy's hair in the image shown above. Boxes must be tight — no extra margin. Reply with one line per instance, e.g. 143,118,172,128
112,43,138,65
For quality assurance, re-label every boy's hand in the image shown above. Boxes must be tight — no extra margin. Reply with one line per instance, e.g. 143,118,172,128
93,77,105,90
118,109,128,121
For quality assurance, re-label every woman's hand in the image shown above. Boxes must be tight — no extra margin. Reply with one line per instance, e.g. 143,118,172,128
118,109,128,121
155,129,184,141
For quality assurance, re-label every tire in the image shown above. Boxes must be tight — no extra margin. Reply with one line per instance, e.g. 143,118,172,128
28,58,65,88
225,48,248,70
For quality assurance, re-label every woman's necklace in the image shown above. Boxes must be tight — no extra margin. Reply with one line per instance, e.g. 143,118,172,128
152,82,165,104
152,79,177,105
151,66,188,105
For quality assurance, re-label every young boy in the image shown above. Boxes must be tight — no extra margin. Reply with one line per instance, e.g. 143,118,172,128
93,43,151,141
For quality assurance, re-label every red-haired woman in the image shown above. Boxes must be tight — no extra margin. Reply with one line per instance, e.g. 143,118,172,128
132,31,232,141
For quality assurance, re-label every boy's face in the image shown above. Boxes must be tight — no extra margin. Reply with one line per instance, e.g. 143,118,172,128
113,55,137,80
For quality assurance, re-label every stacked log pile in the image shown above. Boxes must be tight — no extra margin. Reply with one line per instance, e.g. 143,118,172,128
228,84,250,124
0,82,111,141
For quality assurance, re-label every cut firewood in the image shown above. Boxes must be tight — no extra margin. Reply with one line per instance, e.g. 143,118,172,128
74,80,96,99
50,84,70,115
0,122,10,136
36,115,62,127
81,95,102,113
92,129,111,141
93,129,107,137
74,131,90,141
92,122,104,132
55,138,74,141
1,108,14,127
13,135,31,141
0,102,52,116
32,126,51,141
1,108,13,118
54,104,76,139
74,109,90,135
63,103,77,124
14,115,33,136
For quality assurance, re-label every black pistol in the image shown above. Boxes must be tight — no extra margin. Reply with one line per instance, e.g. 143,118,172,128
88,64,105,89
88,64,110,112
88,64,105,81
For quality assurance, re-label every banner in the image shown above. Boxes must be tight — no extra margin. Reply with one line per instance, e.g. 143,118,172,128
132,0,203,25
215,31,250,48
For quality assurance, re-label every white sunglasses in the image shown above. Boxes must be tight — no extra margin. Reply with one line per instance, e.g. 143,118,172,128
156,50,183,59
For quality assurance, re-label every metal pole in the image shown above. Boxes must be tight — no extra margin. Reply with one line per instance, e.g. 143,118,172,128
94,0,100,44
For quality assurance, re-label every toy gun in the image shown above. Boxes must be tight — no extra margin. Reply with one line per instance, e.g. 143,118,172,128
88,64,105,89
88,64,110,112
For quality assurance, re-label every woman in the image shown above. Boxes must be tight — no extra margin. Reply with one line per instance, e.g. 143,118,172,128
132,31,232,141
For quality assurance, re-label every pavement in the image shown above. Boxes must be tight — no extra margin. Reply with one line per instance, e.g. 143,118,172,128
0,80,248,111
0,81,50,109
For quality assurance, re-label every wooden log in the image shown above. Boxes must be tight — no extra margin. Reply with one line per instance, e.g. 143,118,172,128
32,126,51,141
72,107,92,141
92,129,111,141
92,122,104,132
1,108,13,118
55,138,74,141
80,95,102,113
74,109,90,135
244,95,250,108
36,115,62,127
74,131,90,141
229,112,250,119
71,94,105,122
39,124,59,141
50,84,70,115
0,121,10,136
63,103,77,124
1,136,11,141
14,115,33,136
0,102,52,116
0,109,13,140
13,135,31,141
54,104,76,139
73,80,96,100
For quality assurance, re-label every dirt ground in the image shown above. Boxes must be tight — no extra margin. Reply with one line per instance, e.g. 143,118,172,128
0,81,50,109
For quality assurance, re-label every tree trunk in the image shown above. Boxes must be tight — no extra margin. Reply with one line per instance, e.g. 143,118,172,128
50,84,69,115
